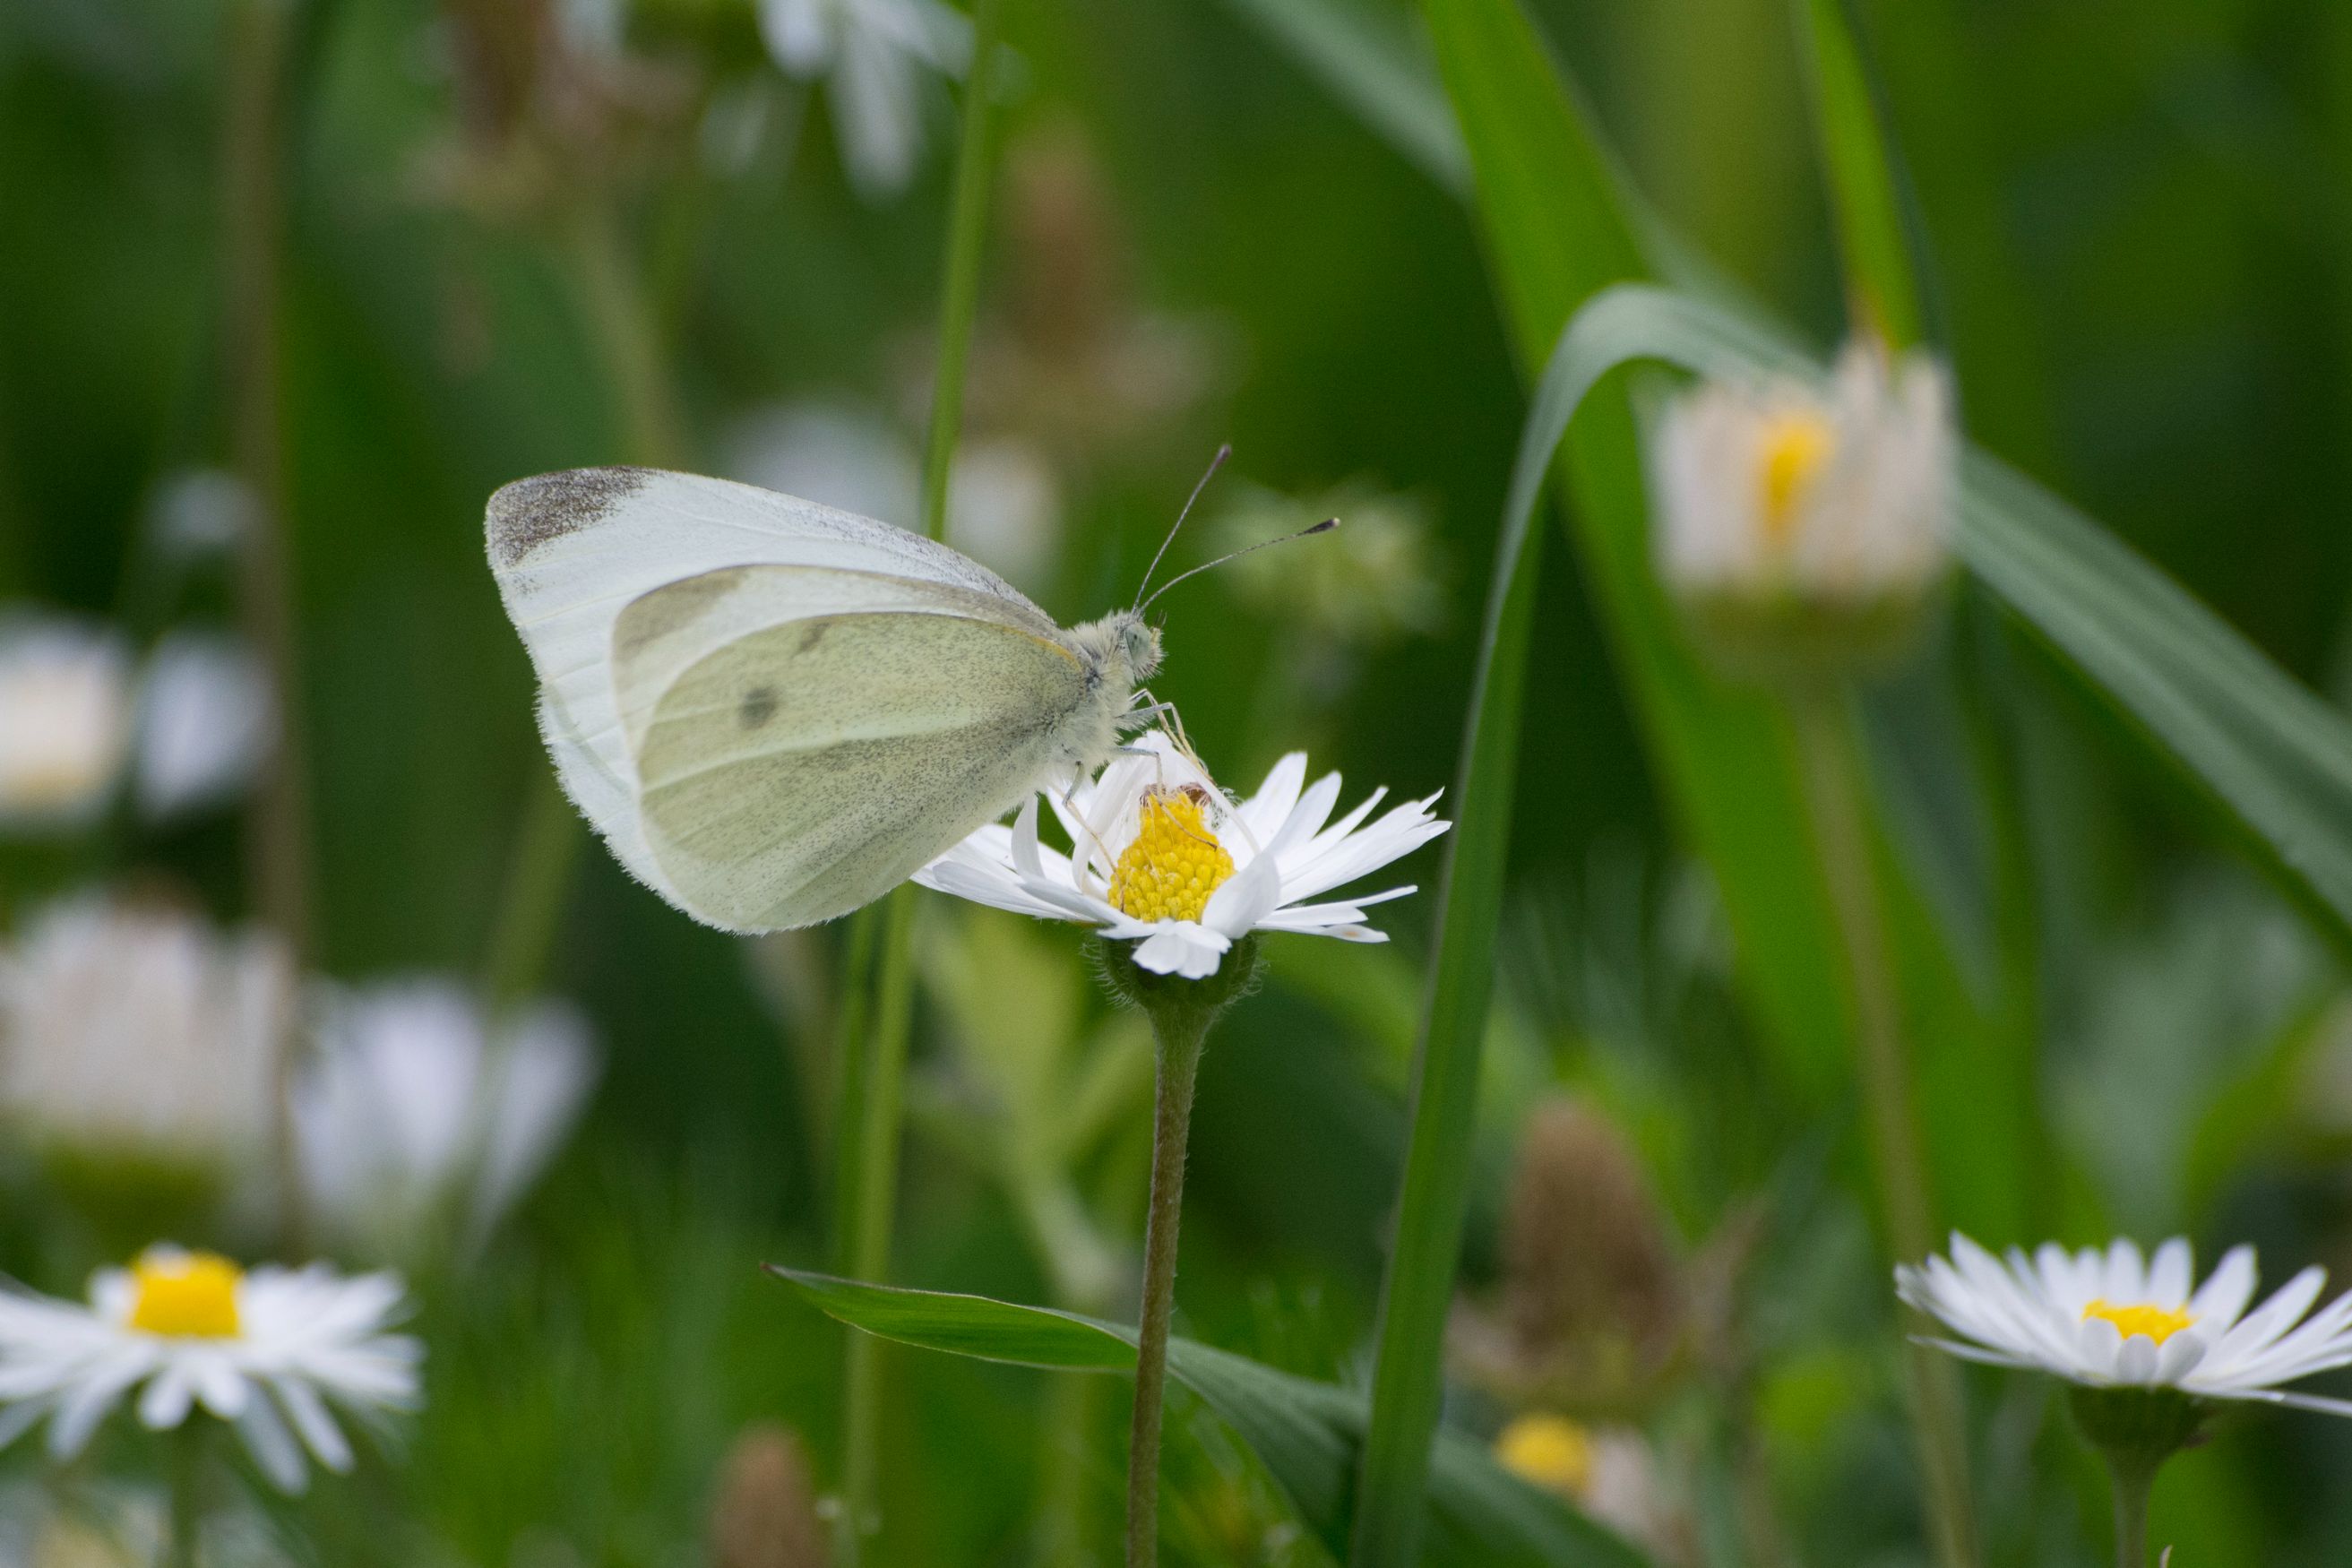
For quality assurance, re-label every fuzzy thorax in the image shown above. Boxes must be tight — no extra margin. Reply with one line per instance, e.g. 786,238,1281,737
1058,610,1164,771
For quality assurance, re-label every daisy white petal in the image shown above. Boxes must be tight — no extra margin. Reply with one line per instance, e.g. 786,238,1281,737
0,1245,420,1492
1905,1232,2352,1420
918,728,1447,979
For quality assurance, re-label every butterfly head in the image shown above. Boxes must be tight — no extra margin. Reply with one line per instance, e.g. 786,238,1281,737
1116,612,1164,682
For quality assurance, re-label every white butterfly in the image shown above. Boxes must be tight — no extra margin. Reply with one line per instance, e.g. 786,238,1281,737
485,467,1162,932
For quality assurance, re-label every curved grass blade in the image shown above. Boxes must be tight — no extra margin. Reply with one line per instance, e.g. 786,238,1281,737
769,1269,1650,1568
1348,239,1555,1568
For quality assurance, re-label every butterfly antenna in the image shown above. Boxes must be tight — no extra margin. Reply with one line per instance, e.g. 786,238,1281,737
1138,517,1339,615
1133,444,1233,609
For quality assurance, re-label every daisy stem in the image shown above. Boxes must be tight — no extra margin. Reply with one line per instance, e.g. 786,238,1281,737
1125,1006,1207,1568
1789,686,1977,1568
2106,1451,2156,1568
830,0,1008,1556
166,1421,207,1568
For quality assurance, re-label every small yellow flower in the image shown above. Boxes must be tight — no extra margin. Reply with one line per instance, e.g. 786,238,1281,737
1107,787,1234,924
1495,1412,1594,1497
126,1249,243,1339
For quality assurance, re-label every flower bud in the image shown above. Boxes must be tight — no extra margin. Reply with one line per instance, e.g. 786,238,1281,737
710,1423,829,1568
1455,1097,1685,1417
1651,341,1955,683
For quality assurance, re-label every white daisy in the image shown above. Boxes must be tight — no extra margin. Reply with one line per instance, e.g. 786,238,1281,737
1651,341,1953,607
0,1246,421,1493
0,898,291,1176
1899,1233,2352,1417
0,616,132,831
915,729,1448,980
754,0,971,198
294,979,598,1260
133,632,275,822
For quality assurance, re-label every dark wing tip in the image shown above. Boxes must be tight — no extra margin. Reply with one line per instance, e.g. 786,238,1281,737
486,467,657,570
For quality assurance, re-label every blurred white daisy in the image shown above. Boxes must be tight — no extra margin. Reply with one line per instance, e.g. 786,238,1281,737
917,729,1447,979
132,633,274,822
754,0,970,198
294,980,597,1260
0,616,132,831
1900,1233,2352,1416
0,899,290,1174
1650,342,1952,672
0,1245,420,1493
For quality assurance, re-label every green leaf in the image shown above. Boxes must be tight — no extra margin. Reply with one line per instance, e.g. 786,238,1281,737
1494,280,2352,952
767,1269,1650,1568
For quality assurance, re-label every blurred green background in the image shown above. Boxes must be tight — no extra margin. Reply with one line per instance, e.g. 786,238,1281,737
6,0,2352,1563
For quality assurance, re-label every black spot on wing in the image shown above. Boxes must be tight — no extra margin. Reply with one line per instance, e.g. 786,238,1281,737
739,685,779,728
486,467,654,569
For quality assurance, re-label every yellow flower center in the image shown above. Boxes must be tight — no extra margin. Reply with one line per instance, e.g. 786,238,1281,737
2082,1299,2196,1346
127,1250,243,1339
1754,409,1836,544
1495,1414,1593,1497
1107,787,1234,924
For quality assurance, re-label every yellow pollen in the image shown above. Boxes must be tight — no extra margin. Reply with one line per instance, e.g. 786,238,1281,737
127,1251,243,1339
2082,1299,2196,1346
1107,788,1234,924
1754,409,1836,543
1495,1414,1594,1497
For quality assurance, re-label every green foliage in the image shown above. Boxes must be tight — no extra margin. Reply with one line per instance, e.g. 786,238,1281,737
771,1269,1650,1568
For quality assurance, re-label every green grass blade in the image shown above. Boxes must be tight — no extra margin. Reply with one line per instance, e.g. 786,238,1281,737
1348,263,1552,1568
835,0,1011,1554
1792,0,1926,348
1219,0,1470,194
770,1270,1651,1568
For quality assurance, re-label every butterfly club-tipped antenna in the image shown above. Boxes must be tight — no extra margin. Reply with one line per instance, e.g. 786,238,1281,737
1133,444,1233,609
1137,515,1340,616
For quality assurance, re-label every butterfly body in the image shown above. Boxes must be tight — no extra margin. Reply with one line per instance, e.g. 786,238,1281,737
486,467,1160,931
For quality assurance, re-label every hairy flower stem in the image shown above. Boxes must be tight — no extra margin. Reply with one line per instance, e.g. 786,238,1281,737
1790,689,1977,1568
1125,1012,1203,1568
831,0,1008,1556
1098,939,1257,1566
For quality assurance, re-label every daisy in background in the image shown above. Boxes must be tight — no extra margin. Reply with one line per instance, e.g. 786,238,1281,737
0,898,289,1185
917,728,1449,979
0,1246,420,1495
0,607,275,833
1650,340,1953,680
754,0,971,199
294,979,599,1262
0,616,131,831
1903,1233,2352,1564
